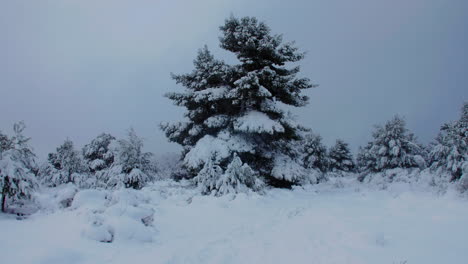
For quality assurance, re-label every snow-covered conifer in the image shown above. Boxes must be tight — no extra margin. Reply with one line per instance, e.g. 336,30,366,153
10,122,37,174
429,102,467,180
195,155,223,195
328,139,355,172
357,116,426,173
0,122,38,212
42,139,87,186
110,128,154,189
162,16,315,192
82,133,116,173
0,131,13,155
215,154,263,196
302,133,329,173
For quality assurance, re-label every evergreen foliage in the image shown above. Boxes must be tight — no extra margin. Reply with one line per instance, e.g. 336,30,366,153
0,122,38,212
43,139,87,186
216,154,264,196
82,133,116,173
162,16,315,192
302,133,329,173
110,128,154,189
429,102,467,181
195,155,223,195
328,139,355,172
357,116,426,173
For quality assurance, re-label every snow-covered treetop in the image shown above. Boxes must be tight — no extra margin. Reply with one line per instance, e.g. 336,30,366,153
0,131,13,155
219,16,304,67
171,46,231,92
0,122,37,172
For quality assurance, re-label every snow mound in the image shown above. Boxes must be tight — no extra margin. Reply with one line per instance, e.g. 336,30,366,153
73,189,156,243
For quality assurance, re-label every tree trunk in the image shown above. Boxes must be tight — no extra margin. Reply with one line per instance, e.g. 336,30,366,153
1,192,6,213
1,176,9,213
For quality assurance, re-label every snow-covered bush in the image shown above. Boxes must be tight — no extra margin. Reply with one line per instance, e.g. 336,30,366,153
162,16,316,193
302,132,329,173
357,116,426,174
194,153,264,196
0,122,38,213
40,139,88,187
429,102,467,181
328,139,356,173
216,154,264,196
82,133,116,173
194,155,223,194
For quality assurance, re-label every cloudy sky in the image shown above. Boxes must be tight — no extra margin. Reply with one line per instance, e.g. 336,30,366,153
1,0,467,159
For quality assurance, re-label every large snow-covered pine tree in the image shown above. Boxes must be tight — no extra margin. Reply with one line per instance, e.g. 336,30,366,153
162,16,315,192
357,116,426,173
429,102,467,181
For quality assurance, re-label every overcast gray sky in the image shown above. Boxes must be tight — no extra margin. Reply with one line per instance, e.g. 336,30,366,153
1,0,467,160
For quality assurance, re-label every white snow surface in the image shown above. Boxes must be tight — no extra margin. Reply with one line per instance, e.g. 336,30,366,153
1,176,468,264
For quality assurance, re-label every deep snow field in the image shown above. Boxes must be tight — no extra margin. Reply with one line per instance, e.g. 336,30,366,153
1,175,467,264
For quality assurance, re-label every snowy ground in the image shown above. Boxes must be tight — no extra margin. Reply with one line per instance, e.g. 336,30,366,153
1,177,467,264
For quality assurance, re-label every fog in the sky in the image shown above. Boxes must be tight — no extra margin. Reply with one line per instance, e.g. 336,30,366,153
1,0,467,160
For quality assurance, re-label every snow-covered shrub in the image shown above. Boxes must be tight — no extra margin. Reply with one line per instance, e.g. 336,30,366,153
328,139,356,173
215,154,264,196
0,122,38,213
194,155,223,194
40,139,88,187
429,102,467,181
82,133,116,173
162,16,316,193
357,116,426,175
